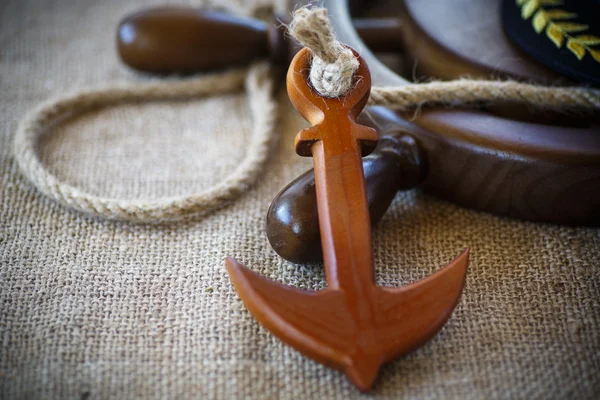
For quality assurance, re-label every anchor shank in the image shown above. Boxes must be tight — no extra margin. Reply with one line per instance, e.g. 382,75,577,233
311,116,375,294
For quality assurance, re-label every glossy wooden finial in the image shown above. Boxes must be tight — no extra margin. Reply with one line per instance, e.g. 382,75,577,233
117,7,284,73
266,134,427,264
227,47,468,391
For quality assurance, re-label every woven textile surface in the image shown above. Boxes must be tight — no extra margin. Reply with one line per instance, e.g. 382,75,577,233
1,0,599,398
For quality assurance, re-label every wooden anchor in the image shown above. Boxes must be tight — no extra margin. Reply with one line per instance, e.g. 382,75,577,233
226,48,469,391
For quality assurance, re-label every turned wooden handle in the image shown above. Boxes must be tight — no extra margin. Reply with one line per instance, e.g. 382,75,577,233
117,7,402,73
118,7,278,72
267,134,426,264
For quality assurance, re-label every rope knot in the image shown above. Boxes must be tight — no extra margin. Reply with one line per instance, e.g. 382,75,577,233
289,6,359,98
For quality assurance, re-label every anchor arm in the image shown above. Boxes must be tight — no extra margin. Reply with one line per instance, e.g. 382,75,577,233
225,249,469,391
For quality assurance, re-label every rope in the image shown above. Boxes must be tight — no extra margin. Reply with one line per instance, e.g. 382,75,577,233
12,5,600,224
289,6,358,98
13,62,278,223
369,79,600,110
289,7,600,110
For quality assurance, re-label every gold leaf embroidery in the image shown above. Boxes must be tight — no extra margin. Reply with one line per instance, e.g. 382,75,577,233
522,0,539,19
590,48,600,63
517,0,600,63
518,0,563,9
533,10,549,33
547,23,564,47
567,38,586,60
574,34,600,46
543,9,576,19
552,22,589,33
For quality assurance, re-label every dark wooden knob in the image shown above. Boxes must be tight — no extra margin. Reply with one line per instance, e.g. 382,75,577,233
117,7,402,73
266,134,426,264
117,7,283,73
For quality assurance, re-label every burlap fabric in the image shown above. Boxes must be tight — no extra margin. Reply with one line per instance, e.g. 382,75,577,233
1,0,599,398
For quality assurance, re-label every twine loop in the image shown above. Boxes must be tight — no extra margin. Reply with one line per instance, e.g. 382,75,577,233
289,7,358,98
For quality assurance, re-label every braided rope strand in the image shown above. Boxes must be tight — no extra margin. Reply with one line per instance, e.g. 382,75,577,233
289,6,600,112
369,80,600,110
289,7,359,98
13,63,278,223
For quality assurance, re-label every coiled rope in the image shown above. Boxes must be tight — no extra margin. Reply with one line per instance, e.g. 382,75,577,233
13,63,277,222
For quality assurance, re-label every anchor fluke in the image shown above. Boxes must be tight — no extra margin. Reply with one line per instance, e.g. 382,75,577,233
226,249,468,391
